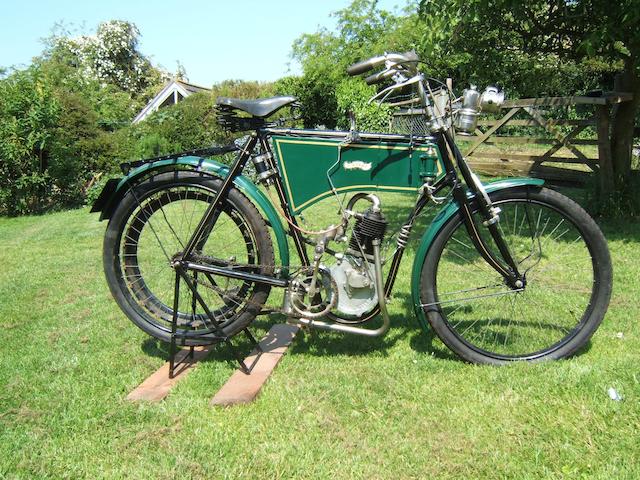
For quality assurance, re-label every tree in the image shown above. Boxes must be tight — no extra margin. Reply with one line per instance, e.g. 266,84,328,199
291,0,427,128
290,0,601,128
0,20,172,214
419,0,639,203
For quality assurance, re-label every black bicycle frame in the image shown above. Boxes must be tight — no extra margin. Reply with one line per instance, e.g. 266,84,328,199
175,126,522,297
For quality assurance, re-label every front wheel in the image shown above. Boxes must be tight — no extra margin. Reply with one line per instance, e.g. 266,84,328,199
420,187,612,364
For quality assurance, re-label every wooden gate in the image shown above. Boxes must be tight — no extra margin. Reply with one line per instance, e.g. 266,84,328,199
461,93,633,189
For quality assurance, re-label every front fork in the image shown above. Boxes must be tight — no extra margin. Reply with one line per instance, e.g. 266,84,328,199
453,185,523,288
443,132,523,289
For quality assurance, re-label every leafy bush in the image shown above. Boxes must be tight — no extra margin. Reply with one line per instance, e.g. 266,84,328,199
129,93,216,158
335,78,390,132
84,173,116,207
0,66,60,215
47,20,165,94
0,21,168,215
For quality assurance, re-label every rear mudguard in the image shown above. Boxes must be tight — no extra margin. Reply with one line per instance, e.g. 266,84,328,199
410,178,545,330
91,155,290,274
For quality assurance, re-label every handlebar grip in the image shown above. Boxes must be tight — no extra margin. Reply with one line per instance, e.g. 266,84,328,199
365,69,394,85
347,56,383,76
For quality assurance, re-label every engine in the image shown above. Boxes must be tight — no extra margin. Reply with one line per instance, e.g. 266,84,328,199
330,196,388,319
348,208,388,258
282,193,389,320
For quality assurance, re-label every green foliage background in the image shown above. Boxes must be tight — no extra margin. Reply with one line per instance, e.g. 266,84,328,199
0,22,277,216
0,1,633,215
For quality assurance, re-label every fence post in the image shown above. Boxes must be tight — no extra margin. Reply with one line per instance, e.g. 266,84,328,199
596,104,615,195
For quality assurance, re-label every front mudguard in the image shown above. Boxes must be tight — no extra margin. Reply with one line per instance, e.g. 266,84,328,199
90,155,290,273
410,178,545,330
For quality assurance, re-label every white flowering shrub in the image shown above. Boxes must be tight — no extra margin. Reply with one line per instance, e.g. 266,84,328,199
52,20,166,94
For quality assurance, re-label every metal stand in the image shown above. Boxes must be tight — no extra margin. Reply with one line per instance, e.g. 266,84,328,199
167,269,263,378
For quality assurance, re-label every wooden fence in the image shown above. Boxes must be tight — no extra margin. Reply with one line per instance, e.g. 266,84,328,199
391,92,634,189
461,93,633,188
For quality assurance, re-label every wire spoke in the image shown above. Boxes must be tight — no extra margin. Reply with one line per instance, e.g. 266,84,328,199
432,196,598,358
116,182,266,334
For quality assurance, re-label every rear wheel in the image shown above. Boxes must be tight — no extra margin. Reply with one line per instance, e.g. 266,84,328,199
420,187,612,364
103,171,274,345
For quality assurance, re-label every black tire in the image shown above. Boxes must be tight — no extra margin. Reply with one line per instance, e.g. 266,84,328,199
103,171,274,345
420,187,612,364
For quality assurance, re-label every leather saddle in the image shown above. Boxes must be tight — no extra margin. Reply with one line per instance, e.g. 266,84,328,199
216,96,297,118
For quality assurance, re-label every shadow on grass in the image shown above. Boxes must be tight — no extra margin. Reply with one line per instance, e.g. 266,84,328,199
138,292,458,368
139,316,288,369
141,338,170,359
286,294,458,362
572,339,593,357
138,290,598,367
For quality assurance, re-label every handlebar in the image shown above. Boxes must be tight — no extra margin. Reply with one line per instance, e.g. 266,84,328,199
346,55,386,76
364,69,396,85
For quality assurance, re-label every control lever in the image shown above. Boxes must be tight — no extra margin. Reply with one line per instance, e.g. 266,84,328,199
344,110,360,143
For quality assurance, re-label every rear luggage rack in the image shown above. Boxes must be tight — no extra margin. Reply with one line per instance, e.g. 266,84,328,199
119,144,239,174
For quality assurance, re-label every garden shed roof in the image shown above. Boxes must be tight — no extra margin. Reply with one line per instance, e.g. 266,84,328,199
132,79,210,124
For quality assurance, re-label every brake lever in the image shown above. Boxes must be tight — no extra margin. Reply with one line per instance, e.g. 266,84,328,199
367,74,422,105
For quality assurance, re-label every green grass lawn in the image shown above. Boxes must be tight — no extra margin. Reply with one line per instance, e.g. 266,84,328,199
1,192,639,479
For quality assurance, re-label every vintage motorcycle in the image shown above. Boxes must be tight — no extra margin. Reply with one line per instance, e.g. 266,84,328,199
92,52,612,366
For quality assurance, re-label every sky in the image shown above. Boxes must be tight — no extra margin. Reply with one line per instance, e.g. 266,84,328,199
0,0,404,87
